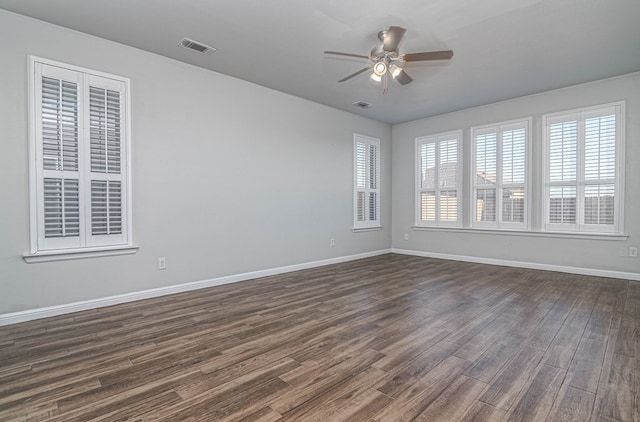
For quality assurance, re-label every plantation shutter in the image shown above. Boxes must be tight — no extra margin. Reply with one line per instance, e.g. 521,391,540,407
367,142,379,222
419,142,436,222
547,119,578,225
354,134,380,228
439,139,458,222
416,131,461,227
355,141,367,223
472,120,529,229
87,75,127,246
31,58,130,254
474,131,497,223
36,65,83,250
583,113,616,226
544,104,621,233
501,127,526,223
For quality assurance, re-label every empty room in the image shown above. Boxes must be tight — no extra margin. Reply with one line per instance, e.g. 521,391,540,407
0,1,639,421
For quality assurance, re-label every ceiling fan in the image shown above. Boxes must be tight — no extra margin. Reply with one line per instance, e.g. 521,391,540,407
324,26,453,92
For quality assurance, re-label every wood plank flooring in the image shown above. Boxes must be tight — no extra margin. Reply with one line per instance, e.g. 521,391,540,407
1,254,638,421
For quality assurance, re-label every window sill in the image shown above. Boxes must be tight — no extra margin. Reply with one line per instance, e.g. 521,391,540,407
411,226,628,241
23,245,139,263
352,226,383,233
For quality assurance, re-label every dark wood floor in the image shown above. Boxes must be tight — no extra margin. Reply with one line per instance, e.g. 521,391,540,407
0,254,638,421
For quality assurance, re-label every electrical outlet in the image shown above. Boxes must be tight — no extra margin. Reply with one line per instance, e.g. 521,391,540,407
403,233,409,241
630,247,638,258
158,257,167,270
330,238,335,247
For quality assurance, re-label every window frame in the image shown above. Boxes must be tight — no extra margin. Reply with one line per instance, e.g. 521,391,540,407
353,133,381,229
414,130,463,228
470,118,531,231
542,102,625,234
27,56,134,258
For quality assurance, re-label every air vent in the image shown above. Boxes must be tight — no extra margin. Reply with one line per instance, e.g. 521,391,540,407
179,38,216,55
352,101,372,109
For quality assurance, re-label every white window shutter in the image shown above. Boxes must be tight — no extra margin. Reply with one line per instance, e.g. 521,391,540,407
35,64,84,250
547,120,578,224
474,131,498,224
43,178,80,238
354,134,380,228
472,119,530,230
583,114,615,225
86,76,127,246
501,128,526,223
415,131,461,227
29,57,131,254
544,103,622,234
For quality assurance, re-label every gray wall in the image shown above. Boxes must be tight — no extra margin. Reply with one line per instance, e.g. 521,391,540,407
0,10,392,313
392,73,640,275
2,9,638,316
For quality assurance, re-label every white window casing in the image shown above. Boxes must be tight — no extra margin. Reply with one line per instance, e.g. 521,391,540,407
471,118,531,231
415,130,462,227
28,56,133,258
353,134,380,229
542,102,624,234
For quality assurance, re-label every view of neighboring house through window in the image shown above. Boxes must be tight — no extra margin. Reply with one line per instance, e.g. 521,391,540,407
415,130,462,227
543,102,624,234
472,119,530,230
353,134,380,229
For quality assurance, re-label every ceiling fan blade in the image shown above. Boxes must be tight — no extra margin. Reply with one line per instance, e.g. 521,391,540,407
338,66,372,83
383,26,406,52
394,70,413,85
402,50,454,62
324,51,369,60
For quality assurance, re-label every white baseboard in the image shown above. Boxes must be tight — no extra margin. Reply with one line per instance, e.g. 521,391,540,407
392,248,640,281
0,249,391,327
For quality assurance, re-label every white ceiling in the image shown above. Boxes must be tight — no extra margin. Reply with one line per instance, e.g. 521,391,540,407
2,0,639,124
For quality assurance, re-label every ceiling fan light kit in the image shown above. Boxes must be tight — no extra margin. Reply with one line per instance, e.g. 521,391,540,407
325,26,453,93
373,61,387,76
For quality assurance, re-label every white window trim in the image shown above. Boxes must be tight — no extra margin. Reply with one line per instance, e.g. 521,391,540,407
353,133,381,229
410,225,628,241
26,56,134,261
414,130,463,228
470,117,532,231
541,101,625,235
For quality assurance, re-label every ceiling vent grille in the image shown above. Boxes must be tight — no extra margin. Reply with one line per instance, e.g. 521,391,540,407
179,38,216,55
352,101,372,109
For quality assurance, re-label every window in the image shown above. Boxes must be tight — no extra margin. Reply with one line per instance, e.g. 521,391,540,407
353,134,380,229
471,119,530,230
28,57,132,256
543,102,624,234
415,131,462,227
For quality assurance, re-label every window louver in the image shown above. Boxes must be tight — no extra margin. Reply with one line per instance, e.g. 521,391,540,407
90,87,121,174
31,58,130,253
544,105,621,233
354,134,380,228
89,84,123,237
43,178,79,238
416,131,461,227
91,181,122,235
42,77,79,172
41,75,80,240
472,120,529,229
